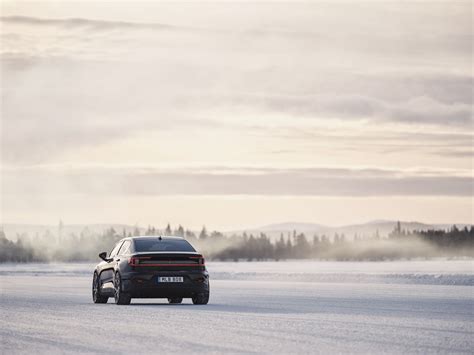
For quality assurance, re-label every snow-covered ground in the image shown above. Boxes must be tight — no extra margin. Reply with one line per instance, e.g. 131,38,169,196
1,261,473,353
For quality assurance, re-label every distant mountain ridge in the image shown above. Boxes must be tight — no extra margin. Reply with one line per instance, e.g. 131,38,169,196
254,222,329,232
1,220,471,241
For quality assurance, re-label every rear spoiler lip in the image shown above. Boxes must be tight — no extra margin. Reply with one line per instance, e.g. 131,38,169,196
130,264,204,267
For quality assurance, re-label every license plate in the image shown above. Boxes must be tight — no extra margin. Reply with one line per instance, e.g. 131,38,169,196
158,276,184,283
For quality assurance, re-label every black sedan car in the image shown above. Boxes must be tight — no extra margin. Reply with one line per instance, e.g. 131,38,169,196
92,236,210,305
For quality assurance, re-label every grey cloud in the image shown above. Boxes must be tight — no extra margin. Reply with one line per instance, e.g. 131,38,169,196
274,129,473,146
0,16,178,31
266,128,474,156
395,72,473,105
433,150,474,158
3,166,472,197
1,59,204,163
210,93,473,126
1,10,472,164
388,96,472,126
2,59,472,165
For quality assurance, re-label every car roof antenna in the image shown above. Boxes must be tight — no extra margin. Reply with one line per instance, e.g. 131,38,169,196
158,236,162,240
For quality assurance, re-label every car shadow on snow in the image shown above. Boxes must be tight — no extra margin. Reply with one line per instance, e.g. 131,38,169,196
129,303,196,306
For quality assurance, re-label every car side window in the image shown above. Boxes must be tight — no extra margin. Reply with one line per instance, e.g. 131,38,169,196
109,241,123,258
118,241,131,256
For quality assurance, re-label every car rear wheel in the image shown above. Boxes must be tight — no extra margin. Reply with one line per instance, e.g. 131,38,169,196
192,292,209,305
168,297,183,304
92,272,108,304
114,272,131,305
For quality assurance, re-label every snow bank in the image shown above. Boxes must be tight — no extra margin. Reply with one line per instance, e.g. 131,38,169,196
0,260,472,285
210,271,474,285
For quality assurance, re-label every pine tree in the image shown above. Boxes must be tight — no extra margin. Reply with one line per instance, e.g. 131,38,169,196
185,229,196,240
199,226,208,240
285,235,292,258
294,233,310,258
275,234,286,261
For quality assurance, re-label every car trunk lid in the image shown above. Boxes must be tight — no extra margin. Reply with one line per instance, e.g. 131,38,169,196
128,252,205,271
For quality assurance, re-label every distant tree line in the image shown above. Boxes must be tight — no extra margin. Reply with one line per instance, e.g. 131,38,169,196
0,234,37,262
0,222,473,263
389,221,474,249
213,225,474,261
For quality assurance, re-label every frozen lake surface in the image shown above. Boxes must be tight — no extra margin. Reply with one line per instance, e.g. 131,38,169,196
1,260,473,353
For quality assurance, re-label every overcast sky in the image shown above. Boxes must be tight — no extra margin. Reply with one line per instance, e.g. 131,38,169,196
1,1,472,229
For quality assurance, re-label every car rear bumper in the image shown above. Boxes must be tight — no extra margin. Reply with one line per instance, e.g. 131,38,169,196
121,270,209,298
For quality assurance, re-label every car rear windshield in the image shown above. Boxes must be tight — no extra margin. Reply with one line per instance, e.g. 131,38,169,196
134,238,196,252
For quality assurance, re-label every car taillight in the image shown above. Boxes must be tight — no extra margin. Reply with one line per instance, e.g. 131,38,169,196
190,255,205,265
128,257,139,266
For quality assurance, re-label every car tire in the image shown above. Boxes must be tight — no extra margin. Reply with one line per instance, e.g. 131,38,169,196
168,297,183,304
192,292,209,305
114,272,131,305
92,272,108,304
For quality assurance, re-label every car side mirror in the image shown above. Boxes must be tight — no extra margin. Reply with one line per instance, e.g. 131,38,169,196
98,252,108,261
